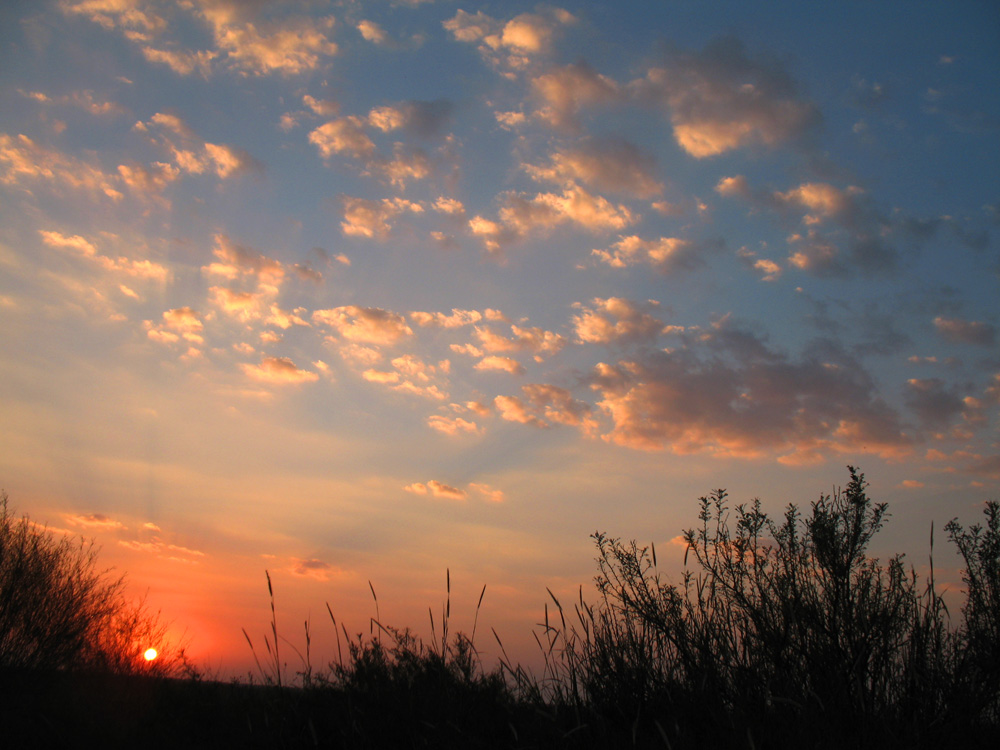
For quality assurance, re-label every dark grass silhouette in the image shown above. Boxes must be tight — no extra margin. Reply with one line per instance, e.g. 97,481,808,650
1,470,998,749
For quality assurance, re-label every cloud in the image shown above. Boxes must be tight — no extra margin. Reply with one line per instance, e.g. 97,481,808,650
717,175,909,276
61,0,166,36
210,286,265,320
404,480,467,500
39,230,169,281
40,229,98,257
471,185,634,252
266,304,309,330
531,62,621,130
118,536,206,564
142,114,259,179
205,234,284,284
475,356,525,375
410,309,483,328
736,247,783,281
469,483,504,503
494,384,596,433
933,316,996,346
427,415,482,436
590,321,910,459
117,161,181,196
786,229,847,277
308,117,375,159
573,297,667,344
905,378,966,429
0,133,123,200
18,88,127,117
373,145,432,188
592,235,720,273
357,19,387,45
141,47,215,77
313,305,413,345
162,306,203,332
64,513,125,530
67,1,338,78
145,307,204,347
522,383,597,433
339,196,423,238
290,558,335,581
524,138,663,198
776,182,863,221
442,10,500,44
242,356,319,384
443,8,575,69
635,37,819,157
207,14,338,76
473,325,565,358
368,99,454,138
494,395,544,427
433,197,466,216
362,354,449,400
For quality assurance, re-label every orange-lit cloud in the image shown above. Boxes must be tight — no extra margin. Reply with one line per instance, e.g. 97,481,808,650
40,230,170,281
1,133,123,200
404,480,467,500
339,196,423,238
242,356,319,384
589,326,911,458
209,16,337,76
635,37,819,157
475,356,525,376
427,415,482,436
443,8,575,69
573,297,667,344
469,483,504,503
119,537,206,564
65,513,125,530
524,138,663,198
410,309,483,328
592,235,717,273
532,62,620,130
933,316,996,346
290,558,335,581
313,305,413,345
309,117,375,159
469,184,636,251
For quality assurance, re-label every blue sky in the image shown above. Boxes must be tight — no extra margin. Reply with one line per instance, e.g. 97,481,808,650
1,0,998,673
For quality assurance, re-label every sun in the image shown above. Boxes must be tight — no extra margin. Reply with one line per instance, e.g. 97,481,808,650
143,648,158,661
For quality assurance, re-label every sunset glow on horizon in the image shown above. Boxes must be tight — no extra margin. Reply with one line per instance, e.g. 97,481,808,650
1,1,997,677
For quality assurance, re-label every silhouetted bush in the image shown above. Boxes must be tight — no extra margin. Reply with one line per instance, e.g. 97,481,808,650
0,491,188,676
534,467,1000,748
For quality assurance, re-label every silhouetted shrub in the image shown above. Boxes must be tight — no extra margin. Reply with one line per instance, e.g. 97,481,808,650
537,468,1000,748
0,491,188,676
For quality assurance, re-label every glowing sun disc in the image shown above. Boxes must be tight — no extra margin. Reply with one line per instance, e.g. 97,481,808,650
143,648,158,661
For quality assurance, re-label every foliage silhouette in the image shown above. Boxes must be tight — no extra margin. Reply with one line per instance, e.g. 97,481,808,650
3,472,999,749
530,467,999,748
0,491,190,676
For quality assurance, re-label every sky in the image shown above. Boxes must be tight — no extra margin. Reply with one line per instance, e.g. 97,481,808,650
1,0,998,677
